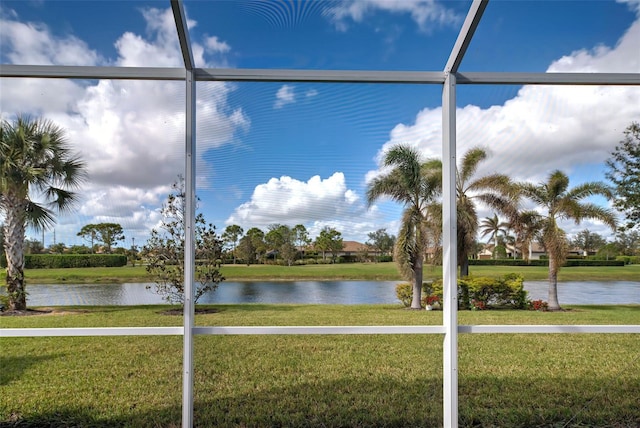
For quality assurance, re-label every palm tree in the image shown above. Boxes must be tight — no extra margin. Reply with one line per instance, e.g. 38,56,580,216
1,116,86,311
509,210,543,263
519,170,616,310
479,214,509,259
456,147,517,276
367,145,441,309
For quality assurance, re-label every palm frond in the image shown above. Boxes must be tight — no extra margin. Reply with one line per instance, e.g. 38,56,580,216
458,146,487,188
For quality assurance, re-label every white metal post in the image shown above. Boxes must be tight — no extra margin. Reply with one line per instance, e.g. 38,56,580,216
442,72,458,428
182,68,197,428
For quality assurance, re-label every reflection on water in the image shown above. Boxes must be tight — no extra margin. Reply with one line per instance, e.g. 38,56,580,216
18,280,640,306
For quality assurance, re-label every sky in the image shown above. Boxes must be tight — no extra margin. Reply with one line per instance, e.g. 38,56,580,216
1,0,639,250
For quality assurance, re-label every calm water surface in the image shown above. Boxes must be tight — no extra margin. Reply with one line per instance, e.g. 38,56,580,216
19,280,640,306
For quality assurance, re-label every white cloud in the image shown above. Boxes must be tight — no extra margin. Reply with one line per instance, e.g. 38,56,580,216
274,84,296,108
0,7,248,245
0,18,102,65
306,89,319,98
369,14,640,187
324,0,460,32
226,172,386,240
205,36,231,53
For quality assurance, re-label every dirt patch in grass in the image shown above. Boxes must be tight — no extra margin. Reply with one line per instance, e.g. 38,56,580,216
159,308,219,316
0,308,89,316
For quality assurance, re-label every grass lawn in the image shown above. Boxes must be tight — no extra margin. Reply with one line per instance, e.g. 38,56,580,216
22,262,640,284
1,304,639,427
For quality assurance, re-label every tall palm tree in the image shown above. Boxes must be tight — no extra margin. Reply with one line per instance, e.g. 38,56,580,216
456,147,517,276
479,214,509,259
367,145,441,309
1,116,86,311
519,170,616,310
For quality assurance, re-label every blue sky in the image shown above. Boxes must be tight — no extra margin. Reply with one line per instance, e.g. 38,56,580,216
1,0,639,249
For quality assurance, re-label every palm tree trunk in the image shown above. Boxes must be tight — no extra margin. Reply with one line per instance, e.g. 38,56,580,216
411,255,423,309
494,236,498,260
547,255,561,311
4,198,27,311
459,255,469,277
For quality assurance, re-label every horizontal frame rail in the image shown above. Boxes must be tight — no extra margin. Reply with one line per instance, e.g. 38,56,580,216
2,324,639,337
0,64,185,80
2,65,639,86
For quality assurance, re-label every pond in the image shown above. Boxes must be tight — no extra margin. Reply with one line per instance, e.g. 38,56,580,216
14,280,640,306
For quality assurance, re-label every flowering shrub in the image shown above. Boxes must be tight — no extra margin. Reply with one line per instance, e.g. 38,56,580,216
431,273,528,310
397,275,528,310
421,294,441,308
528,299,548,311
471,299,487,310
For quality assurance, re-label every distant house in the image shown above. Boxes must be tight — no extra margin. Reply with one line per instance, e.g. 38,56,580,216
476,241,583,260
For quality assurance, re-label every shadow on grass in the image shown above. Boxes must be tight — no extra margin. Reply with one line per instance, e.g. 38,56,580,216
3,376,639,427
0,355,64,387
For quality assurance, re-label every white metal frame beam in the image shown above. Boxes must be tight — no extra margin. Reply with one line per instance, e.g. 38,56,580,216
2,1,640,427
5,325,639,338
3,64,640,86
170,1,196,426
441,1,488,426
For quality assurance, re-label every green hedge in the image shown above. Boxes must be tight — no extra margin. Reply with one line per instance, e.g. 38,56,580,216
1,254,128,269
468,259,624,267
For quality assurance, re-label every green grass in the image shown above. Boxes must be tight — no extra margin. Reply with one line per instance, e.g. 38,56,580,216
1,305,639,427
22,262,640,284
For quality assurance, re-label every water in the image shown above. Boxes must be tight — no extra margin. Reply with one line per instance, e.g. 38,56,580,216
15,280,640,306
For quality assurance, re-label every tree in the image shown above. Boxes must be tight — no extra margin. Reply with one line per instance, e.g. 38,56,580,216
77,224,98,253
292,224,311,256
49,242,67,254
366,228,396,261
237,234,257,265
367,144,441,309
314,226,344,263
509,210,543,263
24,238,44,255
222,224,243,264
605,122,640,231
143,177,224,306
245,227,266,264
78,223,125,253
455,147,516,277
1,116,86,311
615,230,640,256
520,170,617,310
68,244,92,254
571,229,606,256
0,223,5,260
265,224,296,266
479,214,509,259
94,223,125,253
597,242,621,260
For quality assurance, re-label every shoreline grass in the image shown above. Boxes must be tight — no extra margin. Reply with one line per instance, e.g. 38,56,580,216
1,304,639,427
22,262,640,284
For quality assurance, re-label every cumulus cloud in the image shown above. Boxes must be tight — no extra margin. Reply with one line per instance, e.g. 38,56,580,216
274,84,296,108
0,7,249,244
369,13,640,186
205,36,231,53
226,172,387,240
324,0,461,32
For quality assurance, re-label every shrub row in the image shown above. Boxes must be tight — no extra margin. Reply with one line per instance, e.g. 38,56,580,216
468,259,624,267
396,273,528,310
0,254,128,269
615,255,640,265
